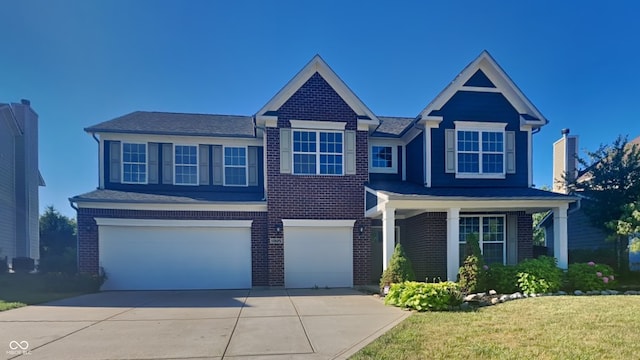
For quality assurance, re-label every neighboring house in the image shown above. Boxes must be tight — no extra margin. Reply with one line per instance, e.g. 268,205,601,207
0,100,45,267
542,131,640,257
70,51,575,290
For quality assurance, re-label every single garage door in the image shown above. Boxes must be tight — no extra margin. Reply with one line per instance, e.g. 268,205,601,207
284,219,355,288
96,218,252,290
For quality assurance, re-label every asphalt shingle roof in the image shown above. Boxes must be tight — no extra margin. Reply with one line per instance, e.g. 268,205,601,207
366,180,577,200
372,116,415,137
85,111,256,137
70,189,265,203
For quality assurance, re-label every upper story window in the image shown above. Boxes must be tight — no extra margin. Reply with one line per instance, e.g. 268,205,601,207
454,122,506,178
459,215,505,265
293,130,343,175
224,146,247,186
369,144,398,173
122,143,147,184
174,145,198,185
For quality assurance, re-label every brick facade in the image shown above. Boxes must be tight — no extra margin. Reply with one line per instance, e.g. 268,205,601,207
77,208,269,286
517,211,534,262
266,72,370,286
401,212,448,281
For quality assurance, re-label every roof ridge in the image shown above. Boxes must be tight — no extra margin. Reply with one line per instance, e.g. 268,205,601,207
134,110,252,118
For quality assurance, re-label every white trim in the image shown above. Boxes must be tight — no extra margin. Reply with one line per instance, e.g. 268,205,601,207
527,127,533,187
459,86,502,93
257,55,380,125
282,219,356,228
382,207,396,271
98,132,262,146
94,218,253,228
223,145,249,187
173,144,199,186
369,144,398,174
419,51,547,127
454,121,507,130
256,115,278,128
121,142,148,184
446,208,460,281
98,139,105,189
289,119,346,130
74,201,267,212
358,119,377,131
401,144,407,181
425,125,430,186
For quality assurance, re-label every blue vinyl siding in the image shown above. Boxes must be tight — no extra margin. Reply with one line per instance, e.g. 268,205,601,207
463,69,496,88
406,134,424,185
104,140,264,195
430,91,529,187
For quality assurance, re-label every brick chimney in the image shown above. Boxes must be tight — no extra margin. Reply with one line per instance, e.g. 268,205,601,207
552,128,578,194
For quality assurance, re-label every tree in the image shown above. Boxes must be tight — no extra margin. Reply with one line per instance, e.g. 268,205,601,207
39,206,77,273
568,135,640,271
379,244,415,290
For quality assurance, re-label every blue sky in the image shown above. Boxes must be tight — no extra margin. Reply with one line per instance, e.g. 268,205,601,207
2,1,640,218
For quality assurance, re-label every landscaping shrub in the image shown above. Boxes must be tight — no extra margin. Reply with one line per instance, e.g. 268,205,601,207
385,281,463,311
38,247,77,274
380,244,415,290
486,263,519,294
565,262,617,291
11,257,35,273
41,272,105,293
458,233,488,293
569,247,617,270
516,256,563,294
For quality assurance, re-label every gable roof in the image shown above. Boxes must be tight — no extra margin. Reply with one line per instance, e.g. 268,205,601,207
372,116,415,137
85,111,256,138
257,55,379,124
419,50,547,128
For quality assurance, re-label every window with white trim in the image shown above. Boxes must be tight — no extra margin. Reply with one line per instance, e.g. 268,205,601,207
293,130,343,175
224,146,247,186
122,143,147,184
174,145,198,185
459,215,506,265
456,123,505,176
369,145,398,173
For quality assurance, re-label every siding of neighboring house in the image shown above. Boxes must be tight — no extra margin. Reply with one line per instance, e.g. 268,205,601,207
430,91,529,187
0,113,17,261
266,72,370,286
77,208,269,286
545,206,610,251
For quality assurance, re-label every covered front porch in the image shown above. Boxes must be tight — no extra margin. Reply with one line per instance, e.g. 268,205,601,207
365,183,576,282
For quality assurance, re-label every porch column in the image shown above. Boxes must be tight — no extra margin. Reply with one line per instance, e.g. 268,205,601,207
382,207,396,271
446,208,461,281
553,204,569,269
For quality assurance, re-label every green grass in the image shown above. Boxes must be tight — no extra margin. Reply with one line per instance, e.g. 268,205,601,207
352,296,640,360
0,273,99,311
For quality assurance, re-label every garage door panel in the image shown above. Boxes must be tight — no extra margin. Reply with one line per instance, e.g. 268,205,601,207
99,224,251,291
284,226,353,288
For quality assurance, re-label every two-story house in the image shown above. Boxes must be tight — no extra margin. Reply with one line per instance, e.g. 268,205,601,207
0,100,45,269
71,51,575,290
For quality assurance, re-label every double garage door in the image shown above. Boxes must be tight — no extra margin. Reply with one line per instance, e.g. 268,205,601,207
95,218,354,290
96,218,252,291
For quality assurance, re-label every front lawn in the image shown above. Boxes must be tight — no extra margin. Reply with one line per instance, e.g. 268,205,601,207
352,296,640,360
0,273,102,311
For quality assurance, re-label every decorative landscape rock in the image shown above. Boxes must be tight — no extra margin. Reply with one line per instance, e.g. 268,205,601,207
574,290,584,296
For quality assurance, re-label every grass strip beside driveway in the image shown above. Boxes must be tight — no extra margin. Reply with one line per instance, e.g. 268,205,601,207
351,296,640,360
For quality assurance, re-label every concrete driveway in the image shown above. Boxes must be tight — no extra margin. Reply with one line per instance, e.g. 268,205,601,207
0,288,407,360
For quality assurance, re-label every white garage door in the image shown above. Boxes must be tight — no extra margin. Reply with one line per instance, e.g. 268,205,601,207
96,218,252,290
284,219,354,288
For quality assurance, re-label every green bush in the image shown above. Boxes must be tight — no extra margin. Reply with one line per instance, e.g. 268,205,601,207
569,247,617,270
12,257,35,273
385,281,463,311
38,247,77,274
486,263,519,294
380,244,415,290
565,262,617,291
41,272,105,293
516,256,563,294
458,233,487,293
